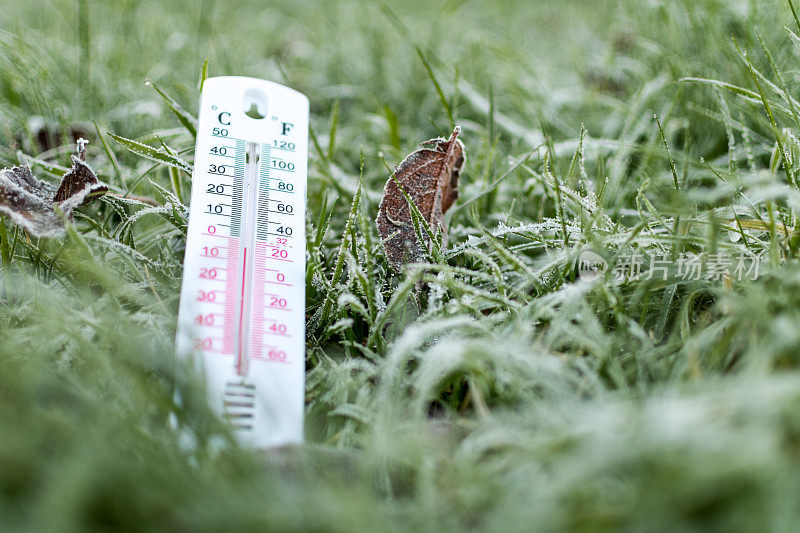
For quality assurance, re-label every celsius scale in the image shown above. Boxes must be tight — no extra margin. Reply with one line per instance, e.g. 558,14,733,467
175,77,308,447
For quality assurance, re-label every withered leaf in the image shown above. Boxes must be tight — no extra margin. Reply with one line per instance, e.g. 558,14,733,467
0,165,62,237
53,156,108,203
0,139,108,237
376,127,465,270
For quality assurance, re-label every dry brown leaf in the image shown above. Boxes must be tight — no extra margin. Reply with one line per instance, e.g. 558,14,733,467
0,139,108,237
376,127,465,270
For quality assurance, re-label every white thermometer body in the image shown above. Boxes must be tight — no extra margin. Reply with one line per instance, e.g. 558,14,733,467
176,76,308,447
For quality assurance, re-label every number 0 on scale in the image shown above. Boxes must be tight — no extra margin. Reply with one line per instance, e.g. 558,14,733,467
175,77,309,447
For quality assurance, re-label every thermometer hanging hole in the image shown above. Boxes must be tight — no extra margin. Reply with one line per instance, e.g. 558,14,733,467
242,88,268,120
245,103,264,120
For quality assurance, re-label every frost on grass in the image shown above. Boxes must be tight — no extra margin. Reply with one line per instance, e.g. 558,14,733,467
376,127,465,270
0,139,108,237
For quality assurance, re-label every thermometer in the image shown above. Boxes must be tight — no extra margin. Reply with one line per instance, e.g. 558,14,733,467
175,76,308,447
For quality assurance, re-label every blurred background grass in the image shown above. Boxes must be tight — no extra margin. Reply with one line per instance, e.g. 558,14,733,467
4,0,800,531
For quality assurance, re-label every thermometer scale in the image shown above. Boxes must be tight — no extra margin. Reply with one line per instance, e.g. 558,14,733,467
176,77,308,447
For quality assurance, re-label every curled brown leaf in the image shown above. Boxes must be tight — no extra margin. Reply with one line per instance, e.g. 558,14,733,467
376,127,465,270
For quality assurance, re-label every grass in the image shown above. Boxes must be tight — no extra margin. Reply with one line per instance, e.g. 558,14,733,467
3,0,800,530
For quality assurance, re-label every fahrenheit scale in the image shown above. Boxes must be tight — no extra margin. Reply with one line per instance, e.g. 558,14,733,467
176,77,308,447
